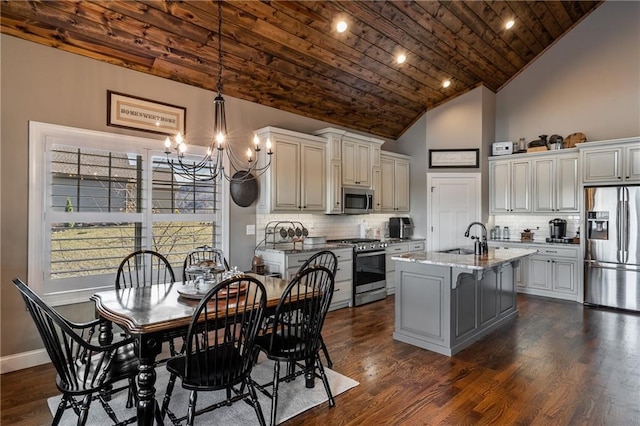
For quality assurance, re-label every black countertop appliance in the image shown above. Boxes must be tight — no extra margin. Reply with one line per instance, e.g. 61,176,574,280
549,218,567,239
389,217,414,239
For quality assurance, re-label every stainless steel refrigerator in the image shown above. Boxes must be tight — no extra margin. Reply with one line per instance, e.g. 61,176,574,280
584,186,640,312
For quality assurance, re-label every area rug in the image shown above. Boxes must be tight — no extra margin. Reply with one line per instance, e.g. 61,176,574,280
47,359,358,425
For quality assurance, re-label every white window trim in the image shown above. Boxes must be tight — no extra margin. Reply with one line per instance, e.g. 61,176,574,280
28,121,230,306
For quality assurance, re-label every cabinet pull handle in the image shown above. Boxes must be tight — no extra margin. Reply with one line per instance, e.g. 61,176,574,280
546,250,558,253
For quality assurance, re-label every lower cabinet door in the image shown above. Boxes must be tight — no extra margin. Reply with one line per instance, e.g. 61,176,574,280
552,259,577,294
529,256,552,290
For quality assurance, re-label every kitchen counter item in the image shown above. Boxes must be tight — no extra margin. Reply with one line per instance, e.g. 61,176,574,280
564,132,587,148
548,134,564,150
549,218,567,239
520,230,534,241
303,236,327,245
265,221,309,247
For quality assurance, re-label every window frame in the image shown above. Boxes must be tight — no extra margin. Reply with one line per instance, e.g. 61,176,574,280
28,121,230,306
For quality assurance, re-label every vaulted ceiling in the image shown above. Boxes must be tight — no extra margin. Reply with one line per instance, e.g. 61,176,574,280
1,1,603,139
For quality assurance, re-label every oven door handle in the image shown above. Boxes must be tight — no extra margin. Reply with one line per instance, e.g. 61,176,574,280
357,251,385,257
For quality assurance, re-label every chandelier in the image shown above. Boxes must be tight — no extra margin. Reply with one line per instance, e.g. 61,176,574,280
164,0,273,182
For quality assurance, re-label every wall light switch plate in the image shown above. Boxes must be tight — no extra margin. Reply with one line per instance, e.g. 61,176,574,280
246,224,255,235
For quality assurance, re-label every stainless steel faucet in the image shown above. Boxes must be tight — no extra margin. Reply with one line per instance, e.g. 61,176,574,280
464,222,488,255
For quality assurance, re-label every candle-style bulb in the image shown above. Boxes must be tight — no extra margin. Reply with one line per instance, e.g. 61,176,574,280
216,132,224,149
247,147,253,162
164,137,172,149
175,133,183,145
266,138,273,154
253,134,260,148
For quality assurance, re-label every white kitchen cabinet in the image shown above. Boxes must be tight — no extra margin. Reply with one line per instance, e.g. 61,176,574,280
256,247,353,311
327,161,343,214
314,128,384,212
342,138,372,187
532,152,579,213
579,137,640,184
624,144,640,183
489,242,578,301
528,252,577,297
489,158,531,214
380,152,410,212
372,167,382,212
255,127,327,213
385,240,425,294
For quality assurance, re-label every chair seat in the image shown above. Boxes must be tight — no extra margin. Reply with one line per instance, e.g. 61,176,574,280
166,343,246,390
255,334,310,360
56,343,139,394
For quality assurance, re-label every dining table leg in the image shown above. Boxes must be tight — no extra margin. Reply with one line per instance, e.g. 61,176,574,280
136,334,163,426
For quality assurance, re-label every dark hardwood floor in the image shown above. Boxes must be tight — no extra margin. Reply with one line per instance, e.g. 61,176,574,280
2,294,639,425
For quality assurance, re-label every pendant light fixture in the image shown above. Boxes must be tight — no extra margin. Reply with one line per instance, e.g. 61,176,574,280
164,0,273,182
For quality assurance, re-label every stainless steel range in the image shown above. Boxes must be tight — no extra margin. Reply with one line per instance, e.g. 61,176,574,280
328,238,387,306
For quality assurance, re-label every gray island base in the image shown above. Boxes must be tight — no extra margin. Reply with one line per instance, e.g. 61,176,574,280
392,248,537,356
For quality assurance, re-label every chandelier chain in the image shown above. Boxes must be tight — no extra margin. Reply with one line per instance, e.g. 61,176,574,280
163,0,273,183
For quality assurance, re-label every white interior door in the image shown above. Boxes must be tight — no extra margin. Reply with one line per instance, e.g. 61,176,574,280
427,173,481,251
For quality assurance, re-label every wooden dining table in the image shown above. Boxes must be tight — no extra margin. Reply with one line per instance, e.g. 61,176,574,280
91,273,290,426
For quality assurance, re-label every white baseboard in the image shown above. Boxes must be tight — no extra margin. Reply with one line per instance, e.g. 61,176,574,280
0,349,51,374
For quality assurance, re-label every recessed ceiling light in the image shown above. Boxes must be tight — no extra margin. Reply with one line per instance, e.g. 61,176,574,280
442,79,451,88
397,53,406,64
336,20,348,33
505,20,515,30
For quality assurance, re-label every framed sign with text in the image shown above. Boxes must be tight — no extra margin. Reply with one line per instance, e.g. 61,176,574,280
107,90,186,136
428,149,480,168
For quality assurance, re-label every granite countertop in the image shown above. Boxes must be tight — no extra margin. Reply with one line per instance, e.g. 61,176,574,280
392,247,538,270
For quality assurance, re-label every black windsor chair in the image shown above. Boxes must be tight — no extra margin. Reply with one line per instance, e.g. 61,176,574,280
115,249,180,358
161,275,268,426
254,265,336,426
12,278,139,426
296,250,337,368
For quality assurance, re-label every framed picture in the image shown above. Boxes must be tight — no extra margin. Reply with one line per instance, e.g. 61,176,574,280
107,90,186,136
429,149,480,168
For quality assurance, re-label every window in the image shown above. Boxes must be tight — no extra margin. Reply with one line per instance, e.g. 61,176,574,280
29,122,229,305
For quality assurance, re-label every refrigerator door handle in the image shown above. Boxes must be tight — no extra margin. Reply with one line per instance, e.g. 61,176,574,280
623,188,629,263
617,198,624,264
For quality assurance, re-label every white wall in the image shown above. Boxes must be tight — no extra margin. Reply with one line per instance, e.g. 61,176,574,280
496,1,640,143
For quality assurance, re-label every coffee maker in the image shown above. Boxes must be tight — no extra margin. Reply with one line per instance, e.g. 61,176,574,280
389,217,414,239
546,218,570,243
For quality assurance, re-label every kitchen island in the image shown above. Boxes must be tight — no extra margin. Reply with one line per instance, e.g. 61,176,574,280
392,248,537,356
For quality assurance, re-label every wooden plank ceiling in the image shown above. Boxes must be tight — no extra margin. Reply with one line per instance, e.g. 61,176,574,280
1,0,603,140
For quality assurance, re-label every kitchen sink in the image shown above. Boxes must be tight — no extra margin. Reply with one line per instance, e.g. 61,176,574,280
437,247,476,255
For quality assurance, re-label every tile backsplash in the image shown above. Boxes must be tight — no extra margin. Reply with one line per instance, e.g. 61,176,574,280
491,214,581,239
255,213,400,246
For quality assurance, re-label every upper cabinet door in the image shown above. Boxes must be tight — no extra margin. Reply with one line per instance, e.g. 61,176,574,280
379,156,395,212
555,155,579,212
533,158,554,212
394,159,410,212
300,142,326,211
490,161,511,214
490,159,531,214
342,139,371,187
271,139,301,211
624,145,640,183
532,154,579,213
582,148,622,183
510,160,531,213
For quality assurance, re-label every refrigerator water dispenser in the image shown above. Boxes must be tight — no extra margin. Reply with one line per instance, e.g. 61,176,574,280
587,211,609,240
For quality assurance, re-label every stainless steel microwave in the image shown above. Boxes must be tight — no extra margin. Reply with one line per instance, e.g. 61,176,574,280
343,187,373,214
